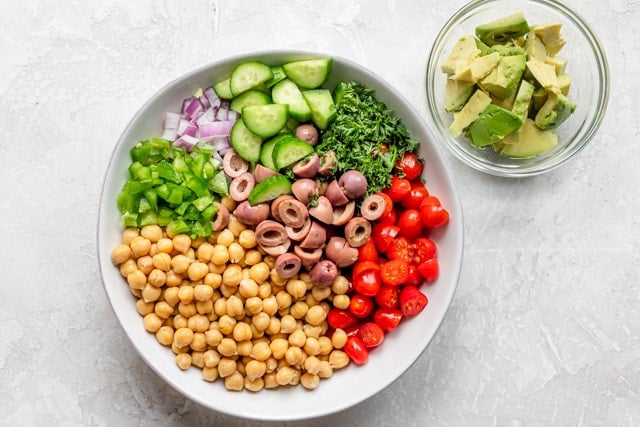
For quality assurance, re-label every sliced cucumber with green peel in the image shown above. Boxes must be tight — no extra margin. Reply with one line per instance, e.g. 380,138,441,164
213,78,233,100
272,79,312,121
272,136,315,170
230,117,263,163
242,104,289,138
302,89,337,130
283,58,332,89
266,66,287,87
230,61,273,96
259,133,290,171
230,89,272,113
248,175,292,206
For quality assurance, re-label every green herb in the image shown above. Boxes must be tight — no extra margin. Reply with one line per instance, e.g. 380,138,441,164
316,81,418,194
117,138,228,238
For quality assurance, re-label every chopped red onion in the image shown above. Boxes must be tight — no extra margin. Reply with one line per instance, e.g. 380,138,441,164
173,135,199,150
183,97,203,118
164,112,181,130
161,128,178,141
199,121,232,138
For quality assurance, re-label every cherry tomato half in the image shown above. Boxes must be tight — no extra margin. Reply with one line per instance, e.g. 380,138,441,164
399,285,429,316
417,258,439,282
344,335,369,365
385,176,411,202
396,151,424,181
414,237,437,264
352,260,380,278
357,322,385,348
375,285,400,309
401,181,430,210
380,259,410,286
373,308,403,332
353,269,382,297
377,208,397,226
386,237,413,262
358,238,379,262
372,224,400,253
349,294,375,318
420,202,450,228
405,263,424,287
397,209,423,239
327,308,358,330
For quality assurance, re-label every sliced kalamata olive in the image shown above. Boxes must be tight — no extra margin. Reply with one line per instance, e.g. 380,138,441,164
253,164,278,183
223,150,249,178
286,218,311,241
291,178,319,205
233,201,269,225
324,236,359,268
331,201,355,226
299,222,326,249
318,150,337,176
271,195,294,222
256,220,288,247
360,193,386,221
295,124,319,146
344,217,371,248
275,253,302,279
211,202,229,231
229,172,255,202
339,170,367,199
261,239,291,257
278,199,308,229
292,154,320,178
316,179,328,196
308,196,333,224
294,246,323,267
309,260,339,288
325,179,349,206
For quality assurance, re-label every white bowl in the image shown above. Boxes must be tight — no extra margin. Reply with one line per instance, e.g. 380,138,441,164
97,50,464,421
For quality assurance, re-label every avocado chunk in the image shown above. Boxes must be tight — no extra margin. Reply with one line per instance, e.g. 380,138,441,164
475,12,530,46
465,104,523,147
534,91,576,130
450,89,492,137
445,79,475,112
534,23,566,56
475,38,492,56
453,52,501,82
489,44,526,57
545,55,568,75
526,60,559,90
524,31,547,61
557,73,571,96
501,118,558,158
512,80,535,122
479,54,526,99
441,35,480,75
531,87,549,116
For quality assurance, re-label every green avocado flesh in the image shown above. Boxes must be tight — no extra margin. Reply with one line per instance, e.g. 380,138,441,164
466,104,523,147
475,12,530,46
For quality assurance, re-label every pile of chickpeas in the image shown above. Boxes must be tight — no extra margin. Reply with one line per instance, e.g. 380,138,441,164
110,199,351,392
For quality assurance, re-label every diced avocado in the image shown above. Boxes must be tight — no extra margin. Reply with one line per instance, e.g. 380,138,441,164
465,104,523,147
557,73,571,96
512,80,535,122
475,38,492,55
501,118,558,158
524,31,547,61
531,87,549,115
445,79,476,112
491,91,517,110
479,54,526,99
450,89,492,137
534,91,576,130
452,52,500,82
534,23,566,56
475,12,530,46
545,56,568,75
489,44,526,56
526,60,558,90
441,35,481,75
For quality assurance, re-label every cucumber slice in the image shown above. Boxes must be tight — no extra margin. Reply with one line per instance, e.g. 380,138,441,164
301,89,337,130
266,66,287,88
230,61,273,96
230,89,272,113
259,133,291,171
282,58,333,89
272,136,315,170
230,118,263,163
242,104,289,138
213,78,233,100
272,79,312,121
248,175,292,206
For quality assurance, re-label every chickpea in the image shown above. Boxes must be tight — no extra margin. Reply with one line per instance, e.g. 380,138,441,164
217,358,236,378
237,340,253,357
127,270,146,290
213,297,227,316
275,291,292,310
245,296,263,316
156,237,173,254
257,283,271,299
244,360,266,381
226,295,244,318
249,263,270,284
165,270,183,287
262,296,278,316
226,242,244,264
286,280,307,299
285,346,304,366
250,341,272,362
318,360,333,378
250,313,268,332
196,242,214,263
270,338,289,360
288,330,307,348
244,377,264,392
329,350,350,369
202,366,219,382
177,286,194,305
175,352,192,370
332,275,350,295
311,285,332,301
263,372,278,389
304,355,321,374
244,250,261,266
196,299,213,315
142,284,161,303
135,299,154,316
130,236,151,258
204,272,222,289
270,269,287,287
263,255,276,270
172,234,192,254
143,313,163,332
300,373,320,390
187,314,210,333
136,256,154,275
155,325,174,346
266,317,281,336
279,315,297,334
303,337,321,356
222,265,242,287
147,269,166,287
203,349,220,368
237,230,256,249
204,329,223,347
218,315,237,335
163,287,180,307
154,301,174,319
171,341,189,355
122,228,139,245
190,332,207,352
173,314,188,329
232,322,253,342
192,284,213,302
119,259,137,277
171,255,190,274
318,336,333,355
111,244,132,265
227,215,246,237
332,294,350,310
217,338,238,357
305,305,326,326
276,366,296,386
141,224,163,242
290,301,308,319
331,328,348,349
224,371,244,391
173,327,194,349
191,351,205,369
216,229,235,247
188,262,208,281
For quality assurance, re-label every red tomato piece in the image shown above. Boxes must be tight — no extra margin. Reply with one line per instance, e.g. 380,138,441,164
373,308,403,332
397,209,423,238
357,238,378,262
385,237,412,262
417,258,439,282
352,260,381,278
344,335,369,365
419,202,450,228
401,181,430,209
352,269,382,297
384,176,411,202
349,294,375,318
375,285,400,309
405,263,424,287
327,308,358,330
420,195,442,207
372,223,400,253
414,237,437,263
377,208,397,226
396,151,424,181
399,285,429,316
357,322,385,348
380,259,410,286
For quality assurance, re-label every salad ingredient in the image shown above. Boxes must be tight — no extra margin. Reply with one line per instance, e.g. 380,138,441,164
331,201,356,226
352,269,382,297
274,253,302,278
229,172,255,202
291,153,320,178
252,164,278,183
380,259,410,287
325,180,350,206
308,196,333,224
385,176,411,202
373,308,403,332
229,61,273,96
399,285,429,316
309,260,339,287
324,237,359,268
271,79,312,121
229,89,271,113
277,199,308,228
396,151,423,181
375,285,400,310
419,196,450,228
343,336,369,366
291,178,319,204
475,12,530,46
222,150,249,178
233,200,270,225
400,181,430,210
294,124,319,146
338,170,368,199
357,322,385,348
396,210,423,239
349,294,375,319
282,57,333,89
272,136,316,170
299,221,326,249
317,81,417,194
360,193,386,221
241,104,289,138
230,118,263,163
317,150,337,176
301,89,337,130
247,175,292,206
344,217,372,248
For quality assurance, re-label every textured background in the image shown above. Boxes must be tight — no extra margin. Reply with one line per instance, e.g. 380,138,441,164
1,0,638,425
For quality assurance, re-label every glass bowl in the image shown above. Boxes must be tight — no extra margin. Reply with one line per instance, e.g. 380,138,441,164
425,0,609,177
